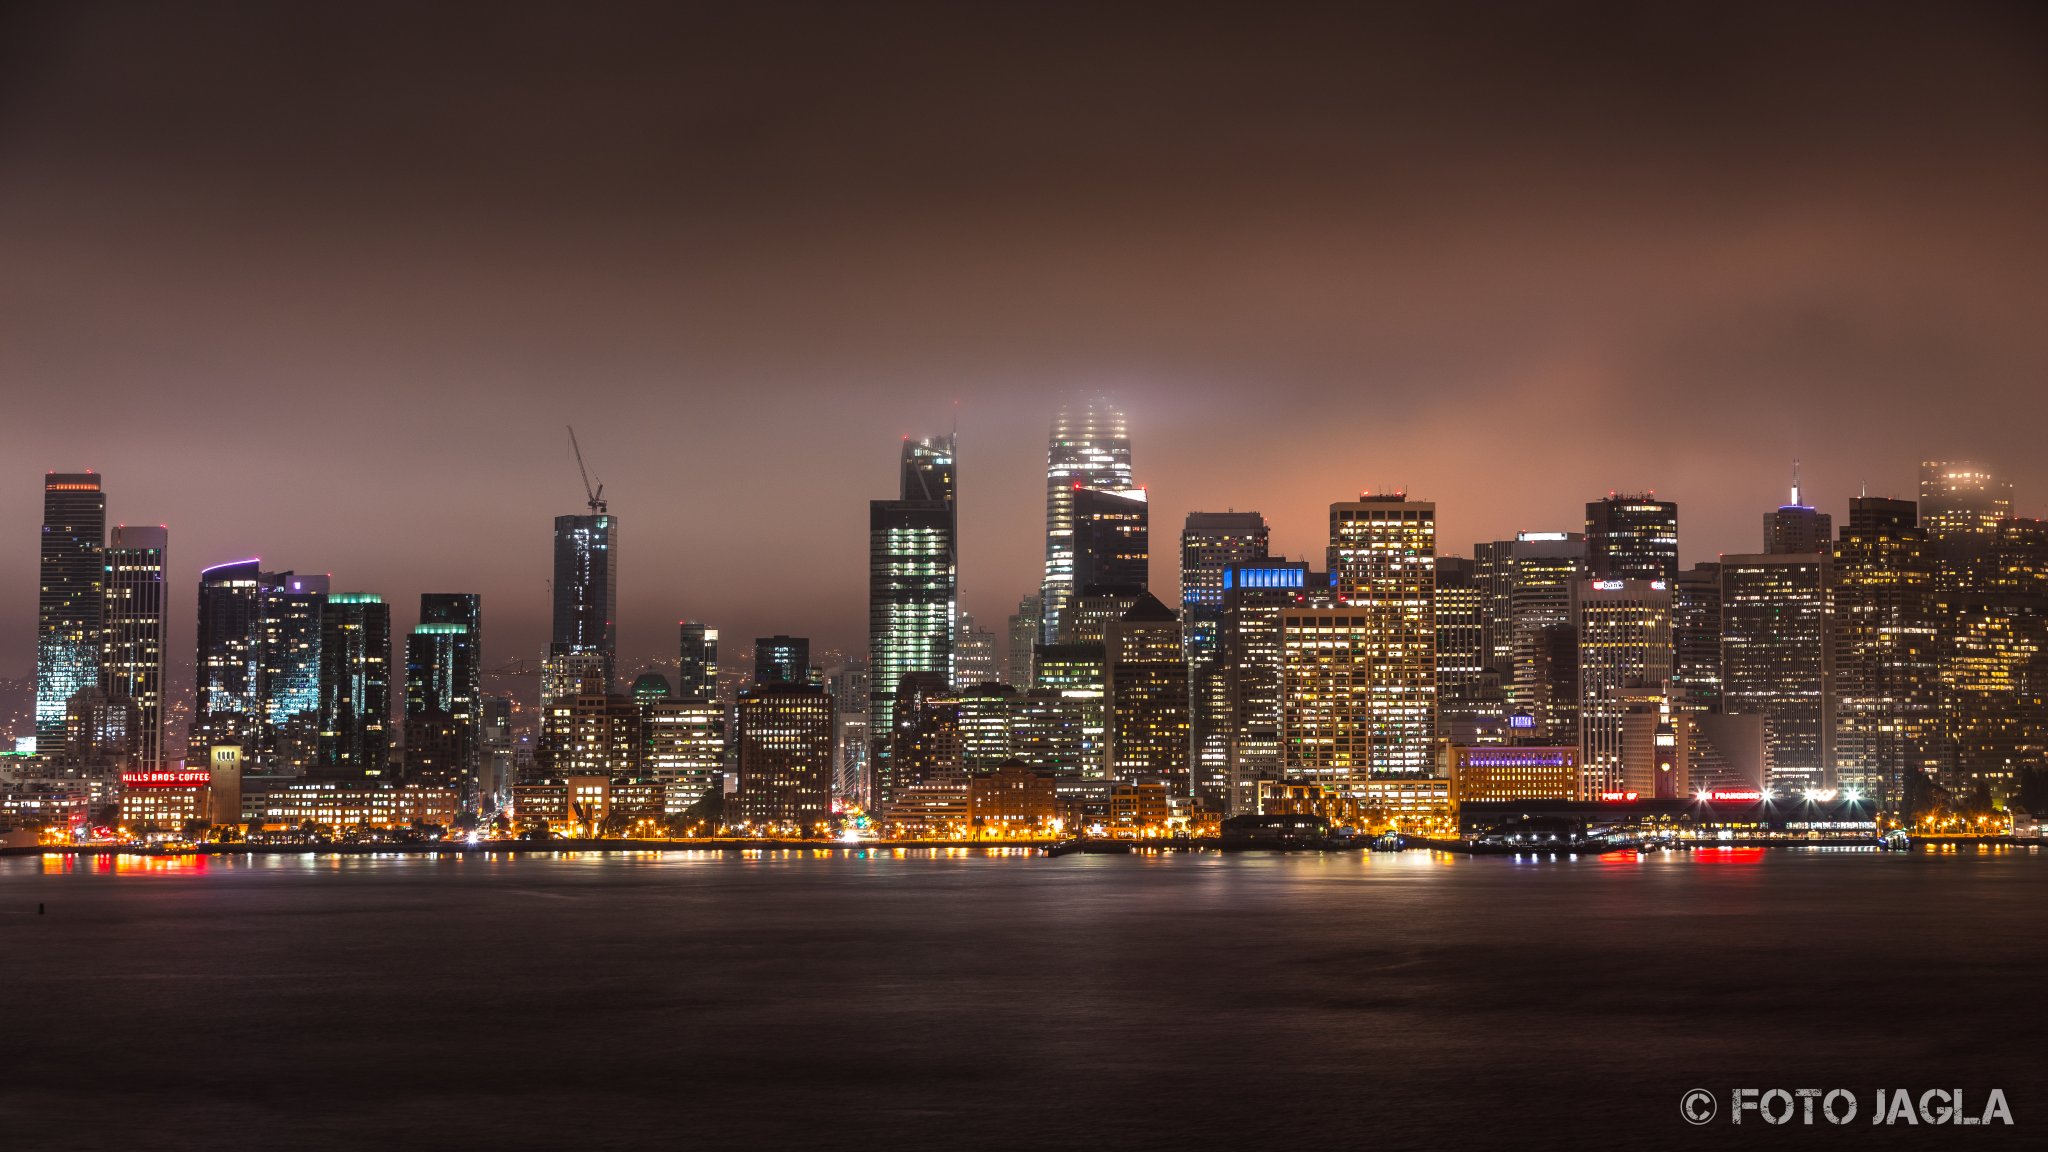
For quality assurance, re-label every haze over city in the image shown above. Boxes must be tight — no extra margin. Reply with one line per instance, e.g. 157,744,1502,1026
5,1,2047,676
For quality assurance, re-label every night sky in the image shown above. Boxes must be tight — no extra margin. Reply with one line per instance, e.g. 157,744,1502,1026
4,1,2045,680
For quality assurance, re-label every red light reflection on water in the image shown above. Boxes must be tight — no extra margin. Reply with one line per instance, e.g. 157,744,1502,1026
1692,847,1764,865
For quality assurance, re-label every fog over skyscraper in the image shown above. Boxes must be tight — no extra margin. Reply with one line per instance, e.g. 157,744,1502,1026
1041,399,1134,642
869,433,958,800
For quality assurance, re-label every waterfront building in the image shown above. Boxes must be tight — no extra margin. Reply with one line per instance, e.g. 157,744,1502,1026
1041,399,1136,640
1476,532,1587,740
1720,553,1834,793
954,682,1016,768
1031,642,1108,777
315,593,392,779
1617,685,1690,799
1448,745,1578,802
1007,688,1090,776
36,473,106,749
967,762,1062,837
825,659,871,806
1833,497,1941,805
731,682,835,834
677,620,719,698
1325,496,1437,777
639,695,724,805
552,512,618,690
1585,493,1679,583
1103,593,1190,792
101,525,167,770
1575,578,1674,798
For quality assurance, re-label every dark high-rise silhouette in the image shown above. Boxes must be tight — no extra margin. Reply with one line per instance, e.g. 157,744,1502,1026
1585,493,1678,583
753,635,811,685
677,620,719,699
552,512,618,689
405,593,482,791
101,525,168,769
317,593,392,778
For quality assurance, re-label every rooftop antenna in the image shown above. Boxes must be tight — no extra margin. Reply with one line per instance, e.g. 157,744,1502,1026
1790,459,1802,507
567,425,606,514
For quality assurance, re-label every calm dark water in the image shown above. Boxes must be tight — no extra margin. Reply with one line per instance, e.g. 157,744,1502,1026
1,846,2042,1151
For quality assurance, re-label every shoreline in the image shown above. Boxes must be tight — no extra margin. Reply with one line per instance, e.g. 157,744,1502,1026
6,835,2037,859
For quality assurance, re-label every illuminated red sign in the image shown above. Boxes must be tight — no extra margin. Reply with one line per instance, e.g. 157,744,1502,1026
1703,788,1765,803
121,771,212,789
1597,791,1640,802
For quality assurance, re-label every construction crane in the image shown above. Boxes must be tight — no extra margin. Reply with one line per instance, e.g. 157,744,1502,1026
567,425,606,514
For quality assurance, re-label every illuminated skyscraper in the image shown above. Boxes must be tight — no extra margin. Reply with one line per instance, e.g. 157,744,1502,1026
316,593,392,778
1671,562,1723,714
753,635,811,685
1323,495,1438,777
404,593,482,791
1720,553,1834,793
36,473,106,748
101,525,167,769
1920,459,2011,590
259,572,329,771
1041,399,1134,640
1935,516,2048,804
869,433,958,795
1494,533,1587,741
1764,467,1832,555
1181,512,1269,801
1585,493,1678,583
191,559,265,760
954,612,1000,687
1072,486,1149,591
552,512,618,690
1220,561,1316,812
677,620,719,699
640,695,725,805
1833,498,1940,805
1103,593,1190,792
732,682,835,833
1434,556,1489,708
1575,578,1674,798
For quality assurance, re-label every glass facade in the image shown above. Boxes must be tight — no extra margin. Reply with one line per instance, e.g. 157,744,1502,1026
36,473,106,747
552,513,617,689
101,525,167,769
1041,399,1133,641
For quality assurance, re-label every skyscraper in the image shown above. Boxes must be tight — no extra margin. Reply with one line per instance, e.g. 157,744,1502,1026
1103,593,1190,792
1486,533,1587,740
1071,486,1150,592
1575,578,1674,798
260,571,329,771
1671,562,1724,714
101,525,168,770
317,593,392,778
1220,562,1317,813
753,635,811,685
36,473,106,748
1721,553,1834,794
191,559,265,760
1041,399,1135,640
1764,467,1832,555
1585,493,1679,583
732,682,836,834
404,593,482,791
1920,459,2011,590
1433,556,1489,710
677,620,719,699
954,612,999,687
1181,512,1270,802
1005,594,1042,688
552,512,618,690
1833,498,1941,805
869,433,958,789
1326,495,1438,777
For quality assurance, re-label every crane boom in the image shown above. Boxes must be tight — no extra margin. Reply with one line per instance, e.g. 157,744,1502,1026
567,425,606,513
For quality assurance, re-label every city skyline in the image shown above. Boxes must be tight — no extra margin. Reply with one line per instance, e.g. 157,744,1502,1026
3,439,2040,688
6,3,2048,681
